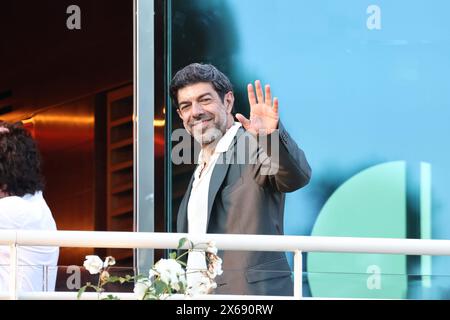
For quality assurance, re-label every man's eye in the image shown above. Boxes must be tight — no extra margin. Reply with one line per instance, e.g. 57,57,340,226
200,98,211,104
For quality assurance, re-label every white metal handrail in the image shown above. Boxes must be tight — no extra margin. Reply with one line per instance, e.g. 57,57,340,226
2,230,450,300
3,230,450,254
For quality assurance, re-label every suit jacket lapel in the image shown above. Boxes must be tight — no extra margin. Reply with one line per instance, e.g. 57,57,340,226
206,159,230,229
206,127,244,228
177,173,195,233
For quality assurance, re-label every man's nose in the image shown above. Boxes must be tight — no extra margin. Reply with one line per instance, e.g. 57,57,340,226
191,101,204,117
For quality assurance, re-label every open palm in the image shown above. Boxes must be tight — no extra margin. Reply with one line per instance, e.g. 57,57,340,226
236,80,279,135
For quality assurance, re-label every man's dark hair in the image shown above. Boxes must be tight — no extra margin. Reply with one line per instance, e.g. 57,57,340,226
0,121,44,197
169,63,233,108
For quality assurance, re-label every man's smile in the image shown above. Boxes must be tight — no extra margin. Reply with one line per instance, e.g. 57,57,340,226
192,118,212,128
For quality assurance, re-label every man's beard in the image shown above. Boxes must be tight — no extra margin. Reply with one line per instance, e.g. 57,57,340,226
190,115,227,146
192,126,223,146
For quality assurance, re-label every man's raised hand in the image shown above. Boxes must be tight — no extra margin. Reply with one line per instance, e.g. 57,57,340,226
236,80,279,135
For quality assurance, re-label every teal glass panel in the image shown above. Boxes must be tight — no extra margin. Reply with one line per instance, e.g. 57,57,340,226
169,0,450,298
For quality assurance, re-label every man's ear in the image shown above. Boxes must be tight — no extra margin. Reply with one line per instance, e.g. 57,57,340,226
224,91,235,113
176,108,183,120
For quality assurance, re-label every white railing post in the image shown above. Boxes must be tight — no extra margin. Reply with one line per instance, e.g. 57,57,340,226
293,250,302,300
43,265,48,292
9,244,18,300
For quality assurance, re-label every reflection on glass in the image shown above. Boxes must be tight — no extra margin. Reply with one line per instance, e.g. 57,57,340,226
301,271,450,300
170,0,450,300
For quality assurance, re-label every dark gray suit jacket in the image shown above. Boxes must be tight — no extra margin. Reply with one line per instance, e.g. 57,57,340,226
177,122,311,296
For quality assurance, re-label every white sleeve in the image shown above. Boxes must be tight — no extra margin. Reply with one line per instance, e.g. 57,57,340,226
0,196,27,229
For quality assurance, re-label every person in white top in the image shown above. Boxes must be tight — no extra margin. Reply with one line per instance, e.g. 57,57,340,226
0,121,59,293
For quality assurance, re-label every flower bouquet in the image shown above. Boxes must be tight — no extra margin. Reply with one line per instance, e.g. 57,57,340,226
78,238,223,300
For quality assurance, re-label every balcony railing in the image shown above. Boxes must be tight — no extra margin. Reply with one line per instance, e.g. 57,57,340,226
2,230,450,300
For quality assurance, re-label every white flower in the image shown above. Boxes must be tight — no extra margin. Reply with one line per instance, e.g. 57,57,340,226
100,270,110,283
149,269,157,281
207,254,223,278
83,255,104,274
186,275,217,296
134,279,151,300
206,241,218,255
104,256,116,268
78,238,223,300
171,270,187,292
151,259,187,291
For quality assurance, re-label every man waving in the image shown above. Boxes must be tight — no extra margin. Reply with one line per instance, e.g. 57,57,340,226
170,63,311,296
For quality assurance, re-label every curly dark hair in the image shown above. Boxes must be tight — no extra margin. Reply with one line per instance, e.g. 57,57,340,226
169,63,233,108
0,121,45,196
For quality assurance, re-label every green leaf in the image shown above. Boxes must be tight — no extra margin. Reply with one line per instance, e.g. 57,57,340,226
102,294,120,300
146,293,158,300
77,285,87,300
153,280,168,295
107,276,121,283
178,281,186,293
177,237,189,249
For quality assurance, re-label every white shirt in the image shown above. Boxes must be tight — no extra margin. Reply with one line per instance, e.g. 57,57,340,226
0,191,59,292
186,122,241,287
